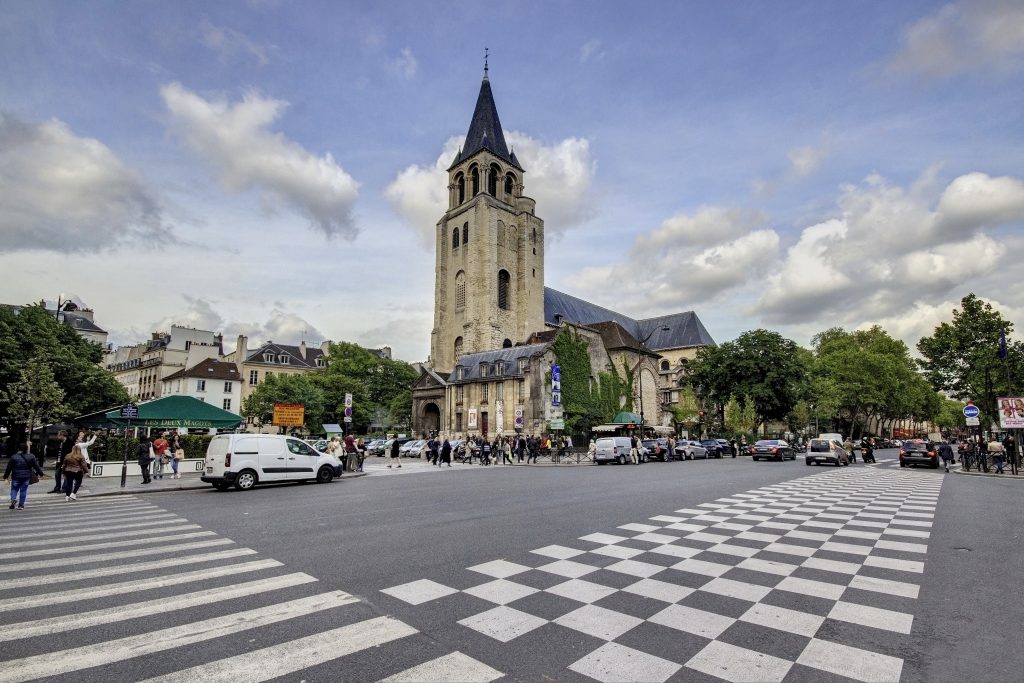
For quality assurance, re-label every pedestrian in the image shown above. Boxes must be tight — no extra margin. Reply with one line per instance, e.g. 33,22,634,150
1003,434,1017,469
61,443,89,500
355,437,366,472
430,437,440,466
49,430,74,494
3,442,46,510
938,440,954,473
502,438,513,465
630,434,640,465
588,438,597,462
988,438,1006,474
76,430,98,477
152,431,168,479
169,432,184,479
136,435,154,484
441,438,452,467
343,434,358,472
388,437,401,468
481,439,492,465
516,436,526,463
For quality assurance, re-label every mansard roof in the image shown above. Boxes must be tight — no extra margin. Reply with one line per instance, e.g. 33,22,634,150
449,77,523,172
244,342,324,369
448,342,550,382
163,358,240,382
543,288,716,351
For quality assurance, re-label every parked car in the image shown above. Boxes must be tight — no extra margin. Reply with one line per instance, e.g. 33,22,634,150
701,440,725,458
399,439,423,457
363,439,383,455
715,438,732,456
202,434,342,491
594,437,646,465
805,438,849,467
899,439,939,469
674,440,707,460
406,440,429,458
642,438,671,462
750,439,796,461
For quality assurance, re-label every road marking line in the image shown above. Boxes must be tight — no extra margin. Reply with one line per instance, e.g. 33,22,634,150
0,530,216,560
0,517,188,541
847,574,920,599
863,555,924,573
0,508,164,531
0,522,200,549
379,651,504,683
0,538,233,572
797,638,903,682
828,600,914,634
0,591,358,683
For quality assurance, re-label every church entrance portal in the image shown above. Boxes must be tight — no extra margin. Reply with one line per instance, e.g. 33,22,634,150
422,403,441,435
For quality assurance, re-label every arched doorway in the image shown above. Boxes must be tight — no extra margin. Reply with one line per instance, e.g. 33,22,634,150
422,403,441,436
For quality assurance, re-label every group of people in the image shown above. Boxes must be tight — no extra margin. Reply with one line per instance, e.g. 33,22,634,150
955,434,1017,474
326,435,366,472
3,429,100,508
135,431,186,484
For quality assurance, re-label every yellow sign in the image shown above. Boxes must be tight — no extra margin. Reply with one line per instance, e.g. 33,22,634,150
273,403,305,427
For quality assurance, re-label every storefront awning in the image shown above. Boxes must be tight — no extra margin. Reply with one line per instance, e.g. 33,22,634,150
102,395,242,429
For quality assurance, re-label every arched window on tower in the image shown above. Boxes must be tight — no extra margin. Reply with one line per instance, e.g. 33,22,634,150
455,271,466,311
470,165,479,196
456,173,465,204
503,338,513,348
452,227,460,249
498,269,511,310
488,163,500,196
660,360,670,372
505,173,515,197
462,222,469,246
454,336,463,361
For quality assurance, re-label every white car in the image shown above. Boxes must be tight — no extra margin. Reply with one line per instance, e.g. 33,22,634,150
674,440,708,460
400,439,424,457
202,434,342,491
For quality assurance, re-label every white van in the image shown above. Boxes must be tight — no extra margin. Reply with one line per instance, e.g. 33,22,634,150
202,434,343,491
594,436,644,465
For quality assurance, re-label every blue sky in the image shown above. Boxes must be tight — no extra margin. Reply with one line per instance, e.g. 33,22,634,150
2,0,1023,361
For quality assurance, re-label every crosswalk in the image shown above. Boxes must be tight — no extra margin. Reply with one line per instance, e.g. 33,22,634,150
0,495,503,683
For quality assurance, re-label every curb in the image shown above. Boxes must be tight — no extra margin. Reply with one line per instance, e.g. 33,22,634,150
72,472,369,498
953,466,1024,480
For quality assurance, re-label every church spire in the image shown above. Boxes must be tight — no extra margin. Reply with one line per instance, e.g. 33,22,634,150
449,60,522,171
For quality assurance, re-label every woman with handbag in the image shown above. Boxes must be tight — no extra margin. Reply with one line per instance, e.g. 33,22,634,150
61,444,89,501
3,443,46,510
169,433,185,479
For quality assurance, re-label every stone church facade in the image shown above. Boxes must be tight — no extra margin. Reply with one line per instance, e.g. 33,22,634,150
412,69,715,439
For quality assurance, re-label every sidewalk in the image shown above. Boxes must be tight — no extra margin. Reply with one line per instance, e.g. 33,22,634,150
953,461,1024,479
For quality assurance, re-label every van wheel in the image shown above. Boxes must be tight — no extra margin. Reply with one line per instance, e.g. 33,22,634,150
234,470,257,491
617,455,626,465
316,466,334,483
213,483,230,491
805,459,813,466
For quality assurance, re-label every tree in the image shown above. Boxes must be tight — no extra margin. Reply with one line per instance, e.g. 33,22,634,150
1,354,69,455
729,330,805,434
241,373,326,433
918,294,1020,431
315,342,418,433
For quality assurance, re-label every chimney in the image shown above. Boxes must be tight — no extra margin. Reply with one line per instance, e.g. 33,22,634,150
235,335,248,362
299,341,307,359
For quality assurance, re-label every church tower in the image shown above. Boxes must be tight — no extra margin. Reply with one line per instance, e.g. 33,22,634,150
429,67,545,372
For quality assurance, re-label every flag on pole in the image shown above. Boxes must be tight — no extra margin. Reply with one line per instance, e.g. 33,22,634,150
999,329,1008,359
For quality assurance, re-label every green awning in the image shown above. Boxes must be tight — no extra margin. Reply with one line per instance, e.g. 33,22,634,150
104,395,243,429
611,411,643,424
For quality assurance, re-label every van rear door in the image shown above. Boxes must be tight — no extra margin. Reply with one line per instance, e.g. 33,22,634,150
205,436,231,477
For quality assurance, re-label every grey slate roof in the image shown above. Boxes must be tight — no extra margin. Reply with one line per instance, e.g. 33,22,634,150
543,287,715,350
449,77,522,171
164,358,240,382
448,342,550,382
245,342,324,369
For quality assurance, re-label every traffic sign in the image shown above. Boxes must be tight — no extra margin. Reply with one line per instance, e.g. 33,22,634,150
965,417,980,426
120,404,138,419
963,404,980,418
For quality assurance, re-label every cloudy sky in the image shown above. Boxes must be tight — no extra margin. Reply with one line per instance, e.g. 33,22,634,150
2,0,1023,361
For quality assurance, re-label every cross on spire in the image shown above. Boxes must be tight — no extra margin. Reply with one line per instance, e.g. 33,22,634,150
484,47,489,79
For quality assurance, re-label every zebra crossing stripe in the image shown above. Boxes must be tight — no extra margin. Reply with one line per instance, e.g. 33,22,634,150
0,558,282,613
0,591,359,683
378,651,505,683
0,548,256,589
0,572,317,642
0,538,233,573
0,522,202,549
0,517,187,541
0,530,217,560
14,495,145,509
0,509,167,532
139,615,417,683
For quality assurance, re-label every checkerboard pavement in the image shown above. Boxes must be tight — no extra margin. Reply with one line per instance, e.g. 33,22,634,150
381,469,943,682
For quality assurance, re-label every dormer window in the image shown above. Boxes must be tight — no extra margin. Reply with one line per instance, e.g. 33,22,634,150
456,366,465,380
480,363,489,378
494,361,504,377
278,355,289,365
518,358,529,373
263,353,273,363
316,357,325,368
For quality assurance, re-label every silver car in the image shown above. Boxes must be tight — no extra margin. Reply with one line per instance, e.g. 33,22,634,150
674,440,708,460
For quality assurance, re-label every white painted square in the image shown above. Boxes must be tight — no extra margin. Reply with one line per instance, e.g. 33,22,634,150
686,639,793,682
554,604,643,641
568,641,681,683
531,545,585,560
829,600,914,634
649,603,735,639
737,557,797,576
623,578,695,603
847,575,920,599
457,606,547,642
545,578,618,604
631,532,680,544
847,520,890,529
890,519,932,528
537,559,600,578
895,511,933,519
797,637,904,682
787,529,832,542
463,579,539,605
379,651,503,683
821,541,873,556
882,528,930,539
736,531,783,543
591,544,645,559
836,529,882,540
758,521,799,531
761,542,816,558
381,579,458,606
665,522,707,533
674,508,706,515
700,577,771,602
648,543,703,559
619,522,661,533
700,502,729,508
604,559,666,578
685,531,733,544
692,514,730,523
580,532,630,545
671,558,733,577
705,543,759,558
712,522,754,532
875,539,928,554
775,576,846,600
864,556,924,573
740,602,825,637
467,559,531,579
803,520,844,530
650,515,687,523
734,514,771,522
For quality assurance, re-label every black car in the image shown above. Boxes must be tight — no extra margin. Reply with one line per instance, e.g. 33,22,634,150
642,438,672,462
700,440,725,458
899,440,938,469
750,439,796,461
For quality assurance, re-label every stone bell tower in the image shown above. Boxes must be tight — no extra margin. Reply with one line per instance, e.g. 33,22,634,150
429,65,545,372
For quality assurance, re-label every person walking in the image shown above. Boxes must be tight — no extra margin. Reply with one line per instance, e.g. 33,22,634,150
441,438,452,467
429,437,440,466
938,440,954,473
61,444,89,500
76,430,98,477
988,438,1006,474
151,431,168,479
388,438,401,468
588,438,597,462
355,437,366,472
136,435,154,484
630,434,640,465
49,430,74,494
4,443,46,510
502,437,513,465
730,439,738,458
169,432,184,479
481,439,492,466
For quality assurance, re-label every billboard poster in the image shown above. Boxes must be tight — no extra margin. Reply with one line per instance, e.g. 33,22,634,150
468,407,478,430
272,403,305,427
551,363,561,406
495,400,504,434
997,397,1024,428
514,405,524,429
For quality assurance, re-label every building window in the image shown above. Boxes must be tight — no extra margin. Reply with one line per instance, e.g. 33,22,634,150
531,227,536,243
264,353,273,362
503,338,512,349
455,412,463,432
517,379,525,401
224,381,233,393
480,363,489,378
470,165,479,196
496,381,504,401
197,379,206,392
488,163,500,195
494,361,504,377
455,271,466,311
481,383,489,403
455,365,465,380
498,270,511,310
505,173,514,197
278,355,289,364
518,358,529,373
456,173,465,204
462,222,469,246
249,370,258,386
660,360,670,372
532,268,535,277
496,220,505,248
456,385,464,405
452,226,460,249
316,357,325,368
223,398,232,411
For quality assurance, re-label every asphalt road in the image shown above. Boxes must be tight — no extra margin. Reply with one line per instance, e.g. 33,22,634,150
3,449,1021,682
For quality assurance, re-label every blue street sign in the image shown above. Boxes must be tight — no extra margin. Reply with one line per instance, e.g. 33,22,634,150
120,404,138,419
963,404,980,418
551,364,560,382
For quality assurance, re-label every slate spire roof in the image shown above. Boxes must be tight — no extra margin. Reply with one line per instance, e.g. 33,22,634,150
449,76,522,171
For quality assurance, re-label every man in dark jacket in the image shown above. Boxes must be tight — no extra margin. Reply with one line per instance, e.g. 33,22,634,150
440,439,452,467
4,443,46,509
388,438,402,468
136,435,153,484
49,430,75,493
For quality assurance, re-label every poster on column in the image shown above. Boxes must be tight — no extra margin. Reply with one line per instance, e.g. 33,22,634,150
468,408,478,430
495,401,504,434
997,397,1024,428
514,405,524,429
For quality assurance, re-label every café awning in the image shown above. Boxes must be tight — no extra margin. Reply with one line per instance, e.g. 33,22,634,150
103,395,243,429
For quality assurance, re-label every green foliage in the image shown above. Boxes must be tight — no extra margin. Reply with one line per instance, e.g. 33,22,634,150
1,353,69,452
550,328,634,432
91,433,213,462
315,342,418,433
242,373,327,432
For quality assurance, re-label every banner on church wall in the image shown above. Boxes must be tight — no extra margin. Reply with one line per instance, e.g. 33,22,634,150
468,408,478,430
496,401,504,434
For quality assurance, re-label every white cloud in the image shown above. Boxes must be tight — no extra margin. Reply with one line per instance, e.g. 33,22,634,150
0,113,169,253
580,40,605,63
161,82,361,239
937,172,1024,232
888,0,1024,76
754,135,831,196
388,47,418,79
150,296,326,348
385,131,596,244
198,18,271,65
